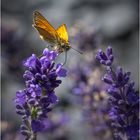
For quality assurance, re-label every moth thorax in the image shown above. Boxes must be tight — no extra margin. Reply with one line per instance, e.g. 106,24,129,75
61,43,70,51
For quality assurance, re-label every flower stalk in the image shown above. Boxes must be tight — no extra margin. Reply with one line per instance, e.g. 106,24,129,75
96,47,139,140
14,48,67,140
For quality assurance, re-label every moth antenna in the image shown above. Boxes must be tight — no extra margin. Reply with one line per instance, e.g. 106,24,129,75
71,47,83,54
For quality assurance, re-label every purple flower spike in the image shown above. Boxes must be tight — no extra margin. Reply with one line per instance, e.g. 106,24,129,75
96,46,139,140
70,54,111,139
14,48,67,139
96,47,114,66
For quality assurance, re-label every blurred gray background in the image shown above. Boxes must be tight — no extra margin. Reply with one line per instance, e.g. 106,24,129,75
1,0,139,140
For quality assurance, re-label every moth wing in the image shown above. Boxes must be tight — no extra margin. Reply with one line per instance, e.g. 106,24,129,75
33,11,59,43
56,24,69,42
33,25,57,44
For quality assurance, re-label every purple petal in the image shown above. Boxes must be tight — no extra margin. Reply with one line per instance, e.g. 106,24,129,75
48,92,58,103
49,51,57,60
31,120,46,133
56,65,67,77
15,90,26,105
106,46,113,57
23,54,37,68
43,48,49,56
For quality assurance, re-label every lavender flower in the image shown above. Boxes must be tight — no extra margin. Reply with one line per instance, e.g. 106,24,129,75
68,30,113,139
72,65,111,140
43,111,70,140
96,47,114,66
70,63,112,139
96,47,139,140
14,48,67,140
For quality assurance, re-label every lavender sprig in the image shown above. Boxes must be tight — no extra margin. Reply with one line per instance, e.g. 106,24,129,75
14,48,67,140
96,47,139,140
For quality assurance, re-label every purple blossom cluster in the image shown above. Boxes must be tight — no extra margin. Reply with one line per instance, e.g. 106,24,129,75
96,47,139,140
72,67,112,140
43,112,70,140
70,63,112,139
14,48,67,140
69,31,113,140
